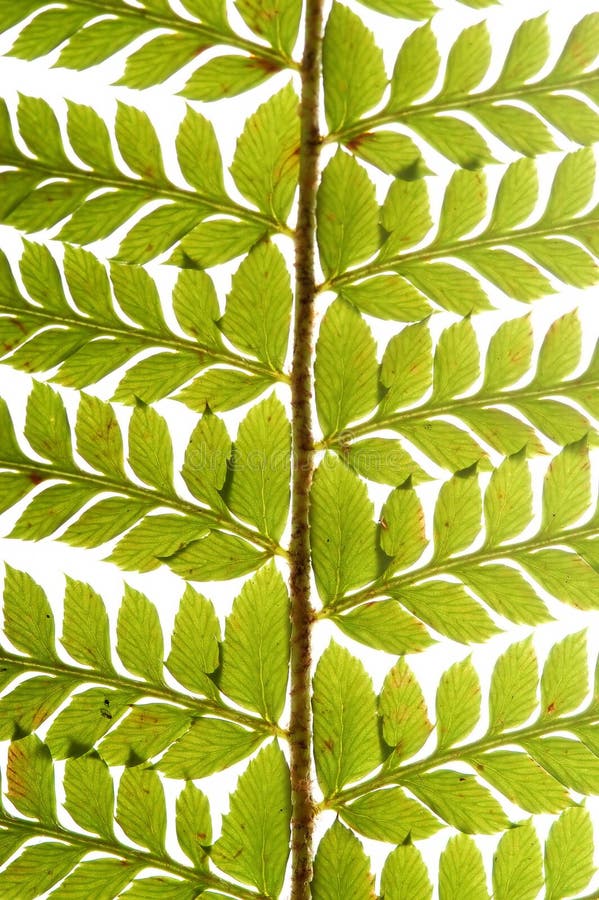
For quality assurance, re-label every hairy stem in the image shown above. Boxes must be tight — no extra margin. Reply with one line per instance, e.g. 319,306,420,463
288,0,323,896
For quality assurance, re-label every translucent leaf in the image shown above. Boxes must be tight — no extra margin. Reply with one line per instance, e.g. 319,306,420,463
540,630,588,719
47,688,138,759
468,750,570,814
128,405,174,496
404,770,509,833
436,170,487,243
346,131,427,181
439,835,489,900
488,637,538,733
220,564,289,721
433,470,482,561
66,102,120,176
0,676,73,741
318,152,380,280
99,703,191,766
541,438,591,535
49,858,141,900
313,642,381,797
114,102,167,184
181,55,274,102
493,821,543,900
323,3,386,133
221,243,292,370
380,845,433,900
109,515,209,574
166,586,221,697
117,766,167,855
176,782,211,870
24,381,73,467
62,246,117,325
436,657,480,750
520,549,599,611
482,314,533,391
178,217,267,267
440,21,491,98
484,452,532,547
380,178,432,259
235,0,301,54
345,438,429,487
389,24,440,109
63,754,115,840
541,149,596,226
9,483,97,542
312,821,374,900
380,484,427,572
394,581,499,644
0,844,84,900
7,734,56,823
159,719,263,779
61,578,113,672
333,600,433,655
227,394,290,540
315,299,379,437
310,456,378,603
177,369,275,413
165,531,267,581
211,742,291,897
379,322,432,413
496,14,550,89
341,787,441,843
338,275,432,322
432,318,480,401
524,736,599,794
116,585,164,685
230,84,299,222
379,658,432,760
545,807,595,899
3,566,57,663
487,159,538,234
118,34,200,90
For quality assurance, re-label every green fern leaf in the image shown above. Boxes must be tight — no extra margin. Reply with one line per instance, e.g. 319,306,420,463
312,820,374,900
211,742,291,896
313,642,381,798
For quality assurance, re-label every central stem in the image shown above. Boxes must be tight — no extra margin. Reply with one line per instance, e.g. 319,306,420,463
288,0,323,896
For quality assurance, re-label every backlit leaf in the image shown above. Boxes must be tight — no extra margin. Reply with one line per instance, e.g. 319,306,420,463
436,656,480,750
312,821,374,900
323,3,386,133
211,742,291,897
315,299,379,437
310,456,378,603
379,658,432,760
220,564,290,721
313,642,381,797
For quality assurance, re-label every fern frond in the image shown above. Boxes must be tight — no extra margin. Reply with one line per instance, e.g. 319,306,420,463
0,732,283,899
319,308,596,474
327,12,599,171
0,565,289,763
313,810,595,900
0,91,297,263
0,383,290,572
315,440,599,647
0,243,289,405
321,149,599,311
0,0,299,94
315,634,599,842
